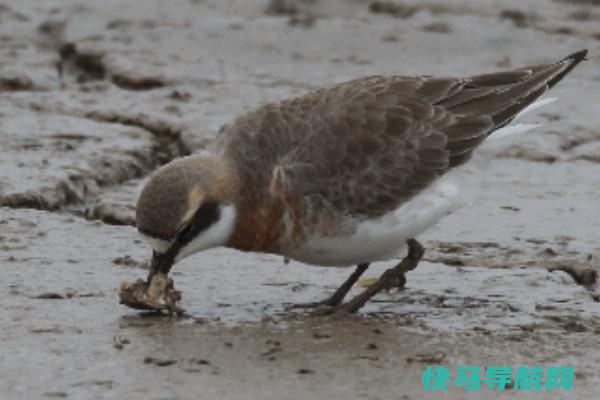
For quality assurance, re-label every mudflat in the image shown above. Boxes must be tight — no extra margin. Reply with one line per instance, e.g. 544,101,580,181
1,0,599,399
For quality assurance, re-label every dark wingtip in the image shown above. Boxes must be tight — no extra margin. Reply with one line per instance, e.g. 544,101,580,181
563,49,588,63
547,49,588,89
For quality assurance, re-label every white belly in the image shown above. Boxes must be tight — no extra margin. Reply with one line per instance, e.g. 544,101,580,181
282,175,463,267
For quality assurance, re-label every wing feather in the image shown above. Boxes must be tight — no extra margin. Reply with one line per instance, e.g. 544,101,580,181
215,52,586,218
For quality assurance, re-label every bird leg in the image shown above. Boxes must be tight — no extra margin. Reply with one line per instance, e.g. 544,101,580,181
290,263,370,309
315,239,424,315
323,263,371,306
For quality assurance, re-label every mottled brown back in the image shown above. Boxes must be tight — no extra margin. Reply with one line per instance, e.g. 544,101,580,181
212,51,586,219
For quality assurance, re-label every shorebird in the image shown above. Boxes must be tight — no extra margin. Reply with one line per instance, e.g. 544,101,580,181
120,50,587,314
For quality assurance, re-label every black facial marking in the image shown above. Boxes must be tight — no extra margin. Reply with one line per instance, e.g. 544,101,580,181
176,201,221,245
149,202,221,277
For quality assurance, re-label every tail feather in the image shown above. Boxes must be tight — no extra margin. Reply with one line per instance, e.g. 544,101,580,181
439,50,587,167
547,49,588,89
447,52,586,124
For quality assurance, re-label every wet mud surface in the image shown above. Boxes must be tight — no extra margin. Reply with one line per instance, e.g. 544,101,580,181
1,0,600,398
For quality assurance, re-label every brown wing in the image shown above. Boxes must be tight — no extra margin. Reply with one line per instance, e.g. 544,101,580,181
270,50,586,218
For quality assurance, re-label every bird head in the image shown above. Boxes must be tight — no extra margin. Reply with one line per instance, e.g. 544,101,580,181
135,154,238,273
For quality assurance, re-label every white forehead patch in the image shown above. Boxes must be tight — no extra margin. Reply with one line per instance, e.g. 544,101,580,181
142,235,171,254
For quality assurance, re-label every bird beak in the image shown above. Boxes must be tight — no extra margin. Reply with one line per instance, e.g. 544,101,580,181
147,250,176,281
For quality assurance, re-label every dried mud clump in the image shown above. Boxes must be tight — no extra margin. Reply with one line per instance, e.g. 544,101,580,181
568,10,597,21
498,145,558,164
84,111,184,140
0,183,81,211
36,19,66,49
265,0,317,27
500,9,536,28
143,357,178,367
111,74,167,91
265,0,300,16
59,43,107,83
86,200,136,226
106,19,134,30
421,22,452,33
112,255,143,268
0,75,37,91
58,42,168,90
548,264,597,287
541,26,577,36
369,1,418,19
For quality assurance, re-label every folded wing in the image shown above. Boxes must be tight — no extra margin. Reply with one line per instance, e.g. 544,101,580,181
272,51,586,218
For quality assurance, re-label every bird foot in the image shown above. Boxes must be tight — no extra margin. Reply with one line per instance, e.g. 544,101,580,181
119,273,184,315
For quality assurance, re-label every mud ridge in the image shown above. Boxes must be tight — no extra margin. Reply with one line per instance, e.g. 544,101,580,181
78,112,195,225
58,43,107,83
265,0,319,27
0,142,180,211
83,110,190,157
0,75,44,92
369,1,419,18
58,42,169,90
0,107,189,212
0,181,82,211
497,145,559,163
85,199,136,226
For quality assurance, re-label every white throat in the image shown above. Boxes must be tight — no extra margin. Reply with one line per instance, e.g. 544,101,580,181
174,204,237,262
144,236,170,254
